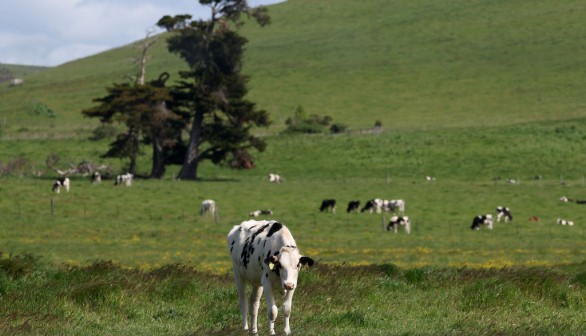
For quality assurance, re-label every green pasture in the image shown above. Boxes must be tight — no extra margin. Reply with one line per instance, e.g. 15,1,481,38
2,120,586,272
2,174,586,272
2,127,586,333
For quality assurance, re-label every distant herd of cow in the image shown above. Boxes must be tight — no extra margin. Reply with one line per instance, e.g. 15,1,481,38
51,172,133,193
52,172,580,231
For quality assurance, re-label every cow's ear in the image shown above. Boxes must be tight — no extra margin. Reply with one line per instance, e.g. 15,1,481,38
267,255,279,270
300,256,314,267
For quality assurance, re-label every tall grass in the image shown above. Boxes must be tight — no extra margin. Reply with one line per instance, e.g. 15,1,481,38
1,256,584,335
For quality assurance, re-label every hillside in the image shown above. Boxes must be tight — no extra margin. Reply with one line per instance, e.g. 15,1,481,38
0,64,49,82
1,0,585,139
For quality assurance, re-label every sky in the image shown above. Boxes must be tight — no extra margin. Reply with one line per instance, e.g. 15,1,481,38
0,0,285,67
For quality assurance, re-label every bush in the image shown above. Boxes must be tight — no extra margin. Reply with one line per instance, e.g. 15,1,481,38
330,123,348,134
27,102,56,118
283,105,336,134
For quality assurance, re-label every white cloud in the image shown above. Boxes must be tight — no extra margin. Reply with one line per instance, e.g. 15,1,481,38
0,0,284,66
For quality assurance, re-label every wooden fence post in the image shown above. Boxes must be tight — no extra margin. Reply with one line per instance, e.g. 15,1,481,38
381,214,386,231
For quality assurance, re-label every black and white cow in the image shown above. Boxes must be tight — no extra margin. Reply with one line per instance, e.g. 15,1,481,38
115,173,133,186
91,171,101,184
387,216,411,234
496,206,513,222
471,214,493,230
320,199,336,213
227,220,314,335
346,200,360,213
269,173,284,183
250,209,274,217
52,177,70,193
556,218,574,226
383,199,405,215
560,196,586,204
361,199,383,213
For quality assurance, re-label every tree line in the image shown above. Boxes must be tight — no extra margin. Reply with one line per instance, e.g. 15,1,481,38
82,0,271,180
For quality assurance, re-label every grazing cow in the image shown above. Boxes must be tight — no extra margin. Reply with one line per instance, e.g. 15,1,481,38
361,199,383,213
556,218,574,226
91,171,101,184
227,220,314,335
496,206,513,222
387,216,411,234
346,200,360,213
426,176,436,181
200,199,217,216
471,214,493,230
384,199,405,214
250,209,274,217
506,178,518,185
528,216,540,222
560,196,586,204
52,177,70,193
115,173,133,186
9,78,23,86
269,174,284,183
319,199,336,213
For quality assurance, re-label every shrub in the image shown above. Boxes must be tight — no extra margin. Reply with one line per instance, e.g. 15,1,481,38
283,105,335,134
330,122,348,134
27,101,56,118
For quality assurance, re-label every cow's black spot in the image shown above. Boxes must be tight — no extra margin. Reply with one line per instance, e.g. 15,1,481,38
267,222,283,237
240,224,270,269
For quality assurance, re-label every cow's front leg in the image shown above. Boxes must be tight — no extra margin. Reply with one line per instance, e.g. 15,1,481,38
262,279,278,335
249,285,263,334
282,289,295,335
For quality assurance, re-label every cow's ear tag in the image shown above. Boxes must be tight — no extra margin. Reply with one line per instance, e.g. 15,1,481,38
268,262,276,270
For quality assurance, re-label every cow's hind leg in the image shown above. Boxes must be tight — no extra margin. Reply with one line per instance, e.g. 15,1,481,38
233,271,249,332
249,285,263,334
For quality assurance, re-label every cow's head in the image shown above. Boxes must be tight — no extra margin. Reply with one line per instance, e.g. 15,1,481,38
267,246,314,291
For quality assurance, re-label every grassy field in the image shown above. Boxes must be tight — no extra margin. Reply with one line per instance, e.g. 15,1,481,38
2,119,586,271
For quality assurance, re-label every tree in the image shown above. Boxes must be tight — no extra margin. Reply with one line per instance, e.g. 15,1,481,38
159,0,271,180
82,76,180,178
83,32,183,178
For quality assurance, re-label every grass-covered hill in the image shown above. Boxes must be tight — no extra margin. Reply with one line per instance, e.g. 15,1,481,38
0,64,48,79
1,0,585,139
